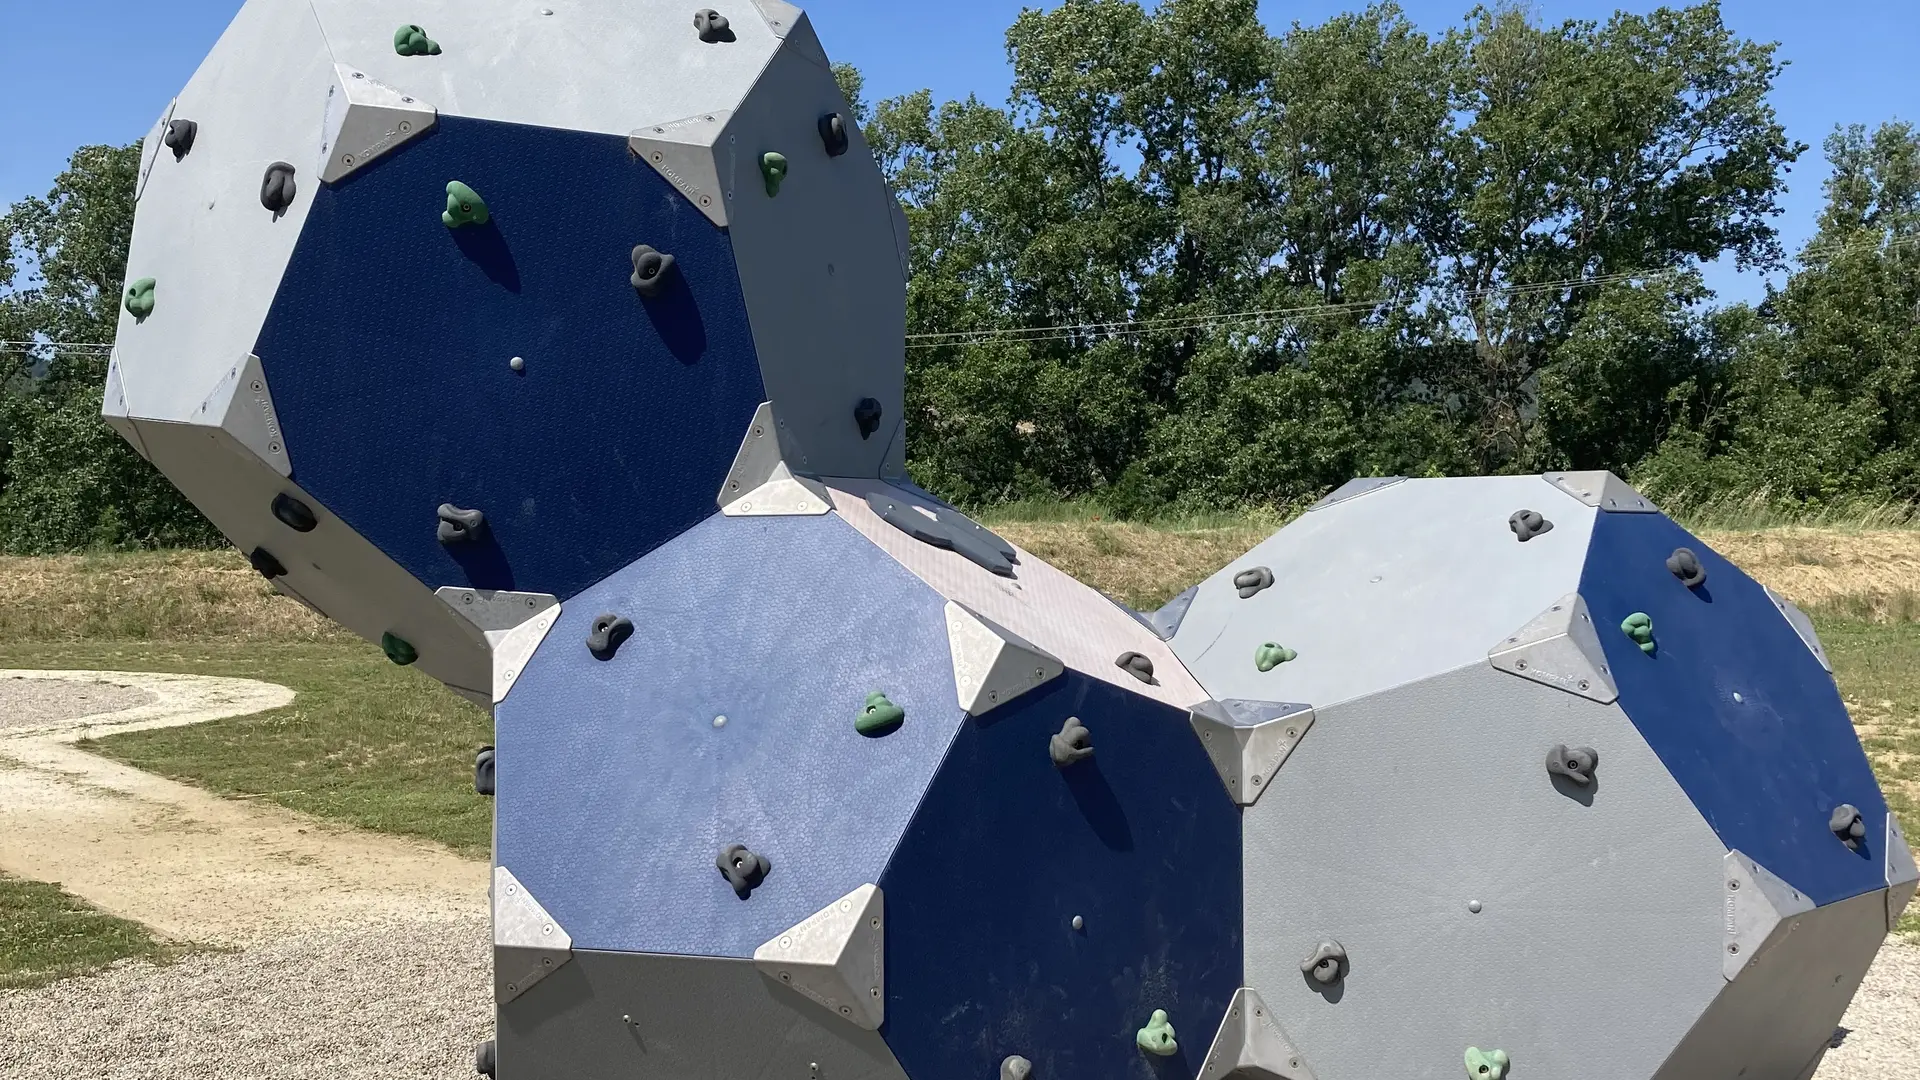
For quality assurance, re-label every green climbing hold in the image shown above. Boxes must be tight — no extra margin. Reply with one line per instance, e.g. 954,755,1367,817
1465,1047,1510,1080
442,181,489,228
381,632,419,666
1254,642,1298,672
123,277,156,322
760,152,789,197
1136,1010,1177,1056
856,691,905,736
1621,611,1656,654
394,24,441,56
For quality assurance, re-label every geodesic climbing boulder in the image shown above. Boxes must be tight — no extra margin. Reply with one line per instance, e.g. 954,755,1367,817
111,3,1912,1080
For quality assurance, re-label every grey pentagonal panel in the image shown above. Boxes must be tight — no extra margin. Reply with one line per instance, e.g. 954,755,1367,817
1170,476,1598,709
115,0,335,424
309,0,780,138
497,949,910,1080
1244,662,1728,1080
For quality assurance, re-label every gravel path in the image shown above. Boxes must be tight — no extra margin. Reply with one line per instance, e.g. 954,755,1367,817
1818,937,1920,1079
0,675,154,729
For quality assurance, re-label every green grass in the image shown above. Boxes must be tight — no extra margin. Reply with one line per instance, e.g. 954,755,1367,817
0,873,179,989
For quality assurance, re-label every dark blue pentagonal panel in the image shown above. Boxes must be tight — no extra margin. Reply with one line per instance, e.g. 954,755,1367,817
256,115,763,600
879,673,1242,1080
1579,509,1887,907
495,511,964,958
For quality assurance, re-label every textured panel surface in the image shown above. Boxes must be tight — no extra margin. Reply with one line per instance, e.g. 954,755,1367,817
256,115,764,601
1579,510,1889,907
498,950,911,1080
880,671,1242,1080
496,513,962,957
1170,476,1597,709
1244,663,1728,1080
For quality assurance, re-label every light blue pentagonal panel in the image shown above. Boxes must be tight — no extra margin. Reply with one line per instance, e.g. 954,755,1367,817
495,512,962,958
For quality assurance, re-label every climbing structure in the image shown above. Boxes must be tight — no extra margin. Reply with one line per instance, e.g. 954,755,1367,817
108,3,1914,1079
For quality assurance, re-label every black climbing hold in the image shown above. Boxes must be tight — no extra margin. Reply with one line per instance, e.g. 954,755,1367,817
474,746,495,797
1509,509,1554,542
260,161,296,215
1667,547,1707,588
271,492,317,532
716,843,770,896
819,112,850,157
1116,651,1156,684
475,1039,496,1077
1299,940,1347,985
163,118,197,160
437,503,487,545
1831,804,1866,849
248,547,287,580
854,397,884,440
1050,716,1093,768
630,245,677,297
1233,566,1274,599
587,614,634,660
1546,744,1599,786
866,492,1018,577
694,9,734,42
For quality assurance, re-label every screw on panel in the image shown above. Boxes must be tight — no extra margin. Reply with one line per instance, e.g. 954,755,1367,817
509,355,525,373
1115,651,1156,684
1465,1047,1510,1080
694,9,735,42
163,119,197,160
1000,1055,1032,1080
474,746,495,796
1467,899,1483,913
854,397,884,440
1234,566,1275,598
247,547,287,580
1136,1010,1178,1056
716,843,770,896
1070,915,1084,931
475,1039,495,1077
586,614,634,660
1255,642,1297,672
819,113,850,157
443,181,490,228
1050,716,1093,768
760,152,788,197
271,493,318,532
1300,940,1347,985
1831,804,1866,850
630,245,678,297
437,504,487,545
260,162,297,215
1508,509,1553,541
1545,744,1598,786
381,632,418,666
856,692,905,736
393,24,442,55
1667,547,1707,588
124,278,156,322
1621,612,1656,654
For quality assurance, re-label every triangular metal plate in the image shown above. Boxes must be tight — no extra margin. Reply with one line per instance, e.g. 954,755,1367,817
195,354,291,476
1764,586,1833,674
887,197,911,282
753,2,832,68
1542,471,1657,513
1723,850,1815,981
493,866,572,1003
489,602,562,704
1308,476,1405,512
944,601,1065,716
101,353,149,459
718,401,834,516
1198,987,1318,1080
629,111,731,227
319,65,436,183
1152,585,1198,641
136,97,176,202
1190,700,1316,807
753,883,885,1030
437,588,560,634
1890,814,1918,930
1487,593,1618,704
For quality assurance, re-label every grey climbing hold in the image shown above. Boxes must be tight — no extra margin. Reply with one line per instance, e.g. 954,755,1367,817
1509,509,1553,542
1832,804,1866,850
475,746,495,796
1667,546,1707,588
1116,651,1156,684
1050,716,1093,768
164,118,197,160
1233,566,1275,599
260,161,296,214
1000,1055,1032,1080
587,614,634,660
248,547,286,580
854,397,883,440
630,244,677,297
694,9,733,42
1546,744,1598,786
1300,940,1346,985
476,1038,496,1077
437,504,487,545
819,112,850,157
867,492,1017,577
716,843,770,896
272,492,317,532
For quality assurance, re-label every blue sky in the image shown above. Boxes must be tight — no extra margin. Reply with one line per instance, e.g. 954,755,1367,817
3,1,1915,303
